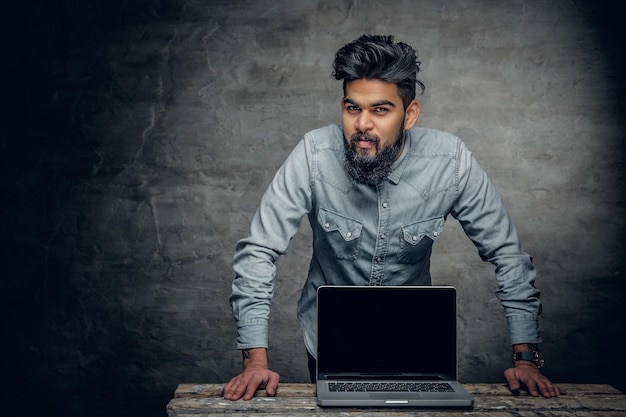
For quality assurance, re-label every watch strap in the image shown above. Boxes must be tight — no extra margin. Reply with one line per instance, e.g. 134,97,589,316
512,350,544,369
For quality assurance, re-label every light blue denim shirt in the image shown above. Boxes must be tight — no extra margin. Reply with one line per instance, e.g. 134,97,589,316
231,124,541,358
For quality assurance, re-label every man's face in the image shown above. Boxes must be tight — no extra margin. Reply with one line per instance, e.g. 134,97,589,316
341,78,420,184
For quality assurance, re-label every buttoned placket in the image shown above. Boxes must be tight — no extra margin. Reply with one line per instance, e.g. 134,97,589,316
369,181,391,285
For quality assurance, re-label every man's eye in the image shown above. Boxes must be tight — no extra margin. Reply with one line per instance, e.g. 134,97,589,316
346,106,360,112
374,107,389,113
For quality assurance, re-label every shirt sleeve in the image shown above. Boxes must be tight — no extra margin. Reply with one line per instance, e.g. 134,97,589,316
230,138,313,349
451,139,542,345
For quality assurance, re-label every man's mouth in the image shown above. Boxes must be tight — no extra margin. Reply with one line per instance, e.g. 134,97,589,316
353,134,377,149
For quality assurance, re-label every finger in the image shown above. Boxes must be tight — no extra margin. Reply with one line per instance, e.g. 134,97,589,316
242,375,262,400
222,379,240,400
525,377,540,397
537,380,552,398
224,378,246,401
539,380,560,398
265,373,280,396
529,374,556,398
504,369,521,392
242,384,258,400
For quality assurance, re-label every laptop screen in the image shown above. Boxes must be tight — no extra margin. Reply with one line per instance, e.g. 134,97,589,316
317,286,457,379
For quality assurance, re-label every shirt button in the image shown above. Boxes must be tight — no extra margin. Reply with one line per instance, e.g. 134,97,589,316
375,257,382,263
346,232,352,238
382,202,388,208
433,231,438,237
380,233,386,239
324,223,330,228
412,235,418,241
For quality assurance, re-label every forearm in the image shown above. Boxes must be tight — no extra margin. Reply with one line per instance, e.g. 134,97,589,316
513,343,535,353
241,347,269,370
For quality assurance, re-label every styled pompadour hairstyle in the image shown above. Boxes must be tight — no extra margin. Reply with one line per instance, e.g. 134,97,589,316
332,35,425,108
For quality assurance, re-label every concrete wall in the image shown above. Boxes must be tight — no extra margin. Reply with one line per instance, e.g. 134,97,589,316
3,0,624,416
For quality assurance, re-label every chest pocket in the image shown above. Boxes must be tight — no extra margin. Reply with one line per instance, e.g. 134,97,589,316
397,217,445,264
317,208,363,260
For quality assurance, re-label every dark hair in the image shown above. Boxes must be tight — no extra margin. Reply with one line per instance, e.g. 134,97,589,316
332,35,425,108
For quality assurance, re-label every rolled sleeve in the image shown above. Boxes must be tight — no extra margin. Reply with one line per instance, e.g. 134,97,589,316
452,140,543,344
235,319,270,349
229,138,313,350
507,315,541,345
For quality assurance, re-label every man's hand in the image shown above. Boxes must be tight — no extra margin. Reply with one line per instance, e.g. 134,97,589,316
223,348,280,401
504,362,560,398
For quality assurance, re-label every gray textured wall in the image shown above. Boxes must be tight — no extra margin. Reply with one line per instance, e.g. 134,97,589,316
3,1,625,416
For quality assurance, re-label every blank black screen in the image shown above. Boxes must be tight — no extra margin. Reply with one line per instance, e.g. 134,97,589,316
317,286,457,377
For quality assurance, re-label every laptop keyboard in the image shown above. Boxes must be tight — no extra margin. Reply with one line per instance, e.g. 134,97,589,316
328,382,454,393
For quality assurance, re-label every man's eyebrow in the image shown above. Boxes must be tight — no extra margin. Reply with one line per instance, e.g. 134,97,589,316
342,97,396,108
371,99,396,107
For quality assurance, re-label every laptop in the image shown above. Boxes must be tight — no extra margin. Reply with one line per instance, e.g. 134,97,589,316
316,285,474,407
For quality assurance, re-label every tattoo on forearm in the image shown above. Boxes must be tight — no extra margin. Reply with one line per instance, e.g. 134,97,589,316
242,349,251,360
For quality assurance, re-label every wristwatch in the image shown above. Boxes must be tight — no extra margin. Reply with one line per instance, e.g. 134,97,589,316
512,345,544,369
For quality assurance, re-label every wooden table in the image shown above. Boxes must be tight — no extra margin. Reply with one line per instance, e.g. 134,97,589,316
167,383,626,416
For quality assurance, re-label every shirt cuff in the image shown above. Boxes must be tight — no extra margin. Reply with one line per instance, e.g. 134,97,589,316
507,315,542,345
236,319,269,349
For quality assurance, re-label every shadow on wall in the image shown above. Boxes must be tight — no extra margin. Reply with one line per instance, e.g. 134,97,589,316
1,3,188,417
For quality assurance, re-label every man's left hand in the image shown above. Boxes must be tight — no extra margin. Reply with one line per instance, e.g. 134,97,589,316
504,362,560,397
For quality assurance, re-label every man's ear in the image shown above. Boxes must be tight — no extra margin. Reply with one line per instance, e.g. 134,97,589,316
404,100,421,130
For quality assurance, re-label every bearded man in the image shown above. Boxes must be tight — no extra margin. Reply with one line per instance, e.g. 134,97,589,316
223,34,560,401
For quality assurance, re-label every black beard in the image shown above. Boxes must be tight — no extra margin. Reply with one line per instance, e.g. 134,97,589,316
343,126,405,185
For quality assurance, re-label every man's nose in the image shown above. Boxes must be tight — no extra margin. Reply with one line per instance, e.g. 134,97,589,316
355,111,373,131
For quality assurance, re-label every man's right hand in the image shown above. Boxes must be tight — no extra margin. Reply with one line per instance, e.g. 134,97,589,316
222,348,280,401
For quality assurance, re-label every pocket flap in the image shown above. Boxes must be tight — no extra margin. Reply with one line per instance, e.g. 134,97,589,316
317,208,363,241
401,217,445,245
